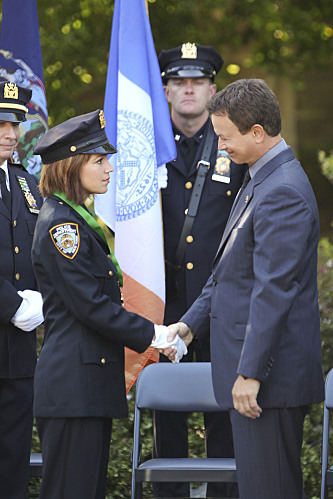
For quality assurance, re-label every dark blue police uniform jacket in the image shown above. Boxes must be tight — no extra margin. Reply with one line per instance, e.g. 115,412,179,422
162,119,247,329
32,196,154,419
0,161,42,379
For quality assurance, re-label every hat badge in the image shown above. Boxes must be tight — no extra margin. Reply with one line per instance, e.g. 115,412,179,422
4,82,18,100
99,110,106,129
181,42,197,59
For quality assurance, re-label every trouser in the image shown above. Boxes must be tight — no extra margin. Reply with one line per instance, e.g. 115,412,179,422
230,406,309,499
153,346,238,498
0,377,33,499
36,417,112,499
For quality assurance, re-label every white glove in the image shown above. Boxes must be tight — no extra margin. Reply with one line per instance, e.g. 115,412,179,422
151,324,187,363
11,290,44,332
157,164,168,189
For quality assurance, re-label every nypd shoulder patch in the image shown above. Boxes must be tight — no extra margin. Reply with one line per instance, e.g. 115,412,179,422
49,223,80,259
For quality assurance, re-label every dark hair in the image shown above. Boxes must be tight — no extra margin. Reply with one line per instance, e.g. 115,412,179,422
207,78,281,136
39,153,91,204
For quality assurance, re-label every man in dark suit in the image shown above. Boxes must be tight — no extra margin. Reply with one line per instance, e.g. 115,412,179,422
154,43,246,498
168,78,324,498
0,81,43,498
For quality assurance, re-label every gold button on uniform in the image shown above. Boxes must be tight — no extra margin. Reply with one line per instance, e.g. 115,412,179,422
13,220,17,227
108,270,113,276
14,246,19,254
186,235,193,243
185,181,192,189
187,262,194,270
185,208,188,215
227,190,231,196
15,273,20,281
101,358,106,364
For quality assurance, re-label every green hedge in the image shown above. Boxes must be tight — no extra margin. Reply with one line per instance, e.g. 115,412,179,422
29,237,333,498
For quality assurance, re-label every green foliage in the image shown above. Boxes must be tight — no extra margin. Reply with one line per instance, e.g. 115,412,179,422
33,0,333,126
319,150,333,187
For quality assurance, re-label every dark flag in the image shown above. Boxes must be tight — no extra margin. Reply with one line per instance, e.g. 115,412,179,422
0,0,48,175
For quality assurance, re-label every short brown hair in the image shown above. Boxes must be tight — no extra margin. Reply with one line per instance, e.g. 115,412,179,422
207,78,281,136
39,153,90,205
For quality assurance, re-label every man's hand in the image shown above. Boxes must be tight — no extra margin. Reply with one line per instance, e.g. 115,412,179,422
157,322,194,361
168,322,194,347
232,374,262,419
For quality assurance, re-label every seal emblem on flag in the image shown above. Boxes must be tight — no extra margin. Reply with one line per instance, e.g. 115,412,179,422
115,109,158,222
49,223,80,259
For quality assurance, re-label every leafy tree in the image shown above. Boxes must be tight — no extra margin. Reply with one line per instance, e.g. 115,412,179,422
32,0,333,125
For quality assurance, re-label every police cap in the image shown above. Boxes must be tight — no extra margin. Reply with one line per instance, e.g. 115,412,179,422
0,81,32,123
158,43,223,83
34,109,117,164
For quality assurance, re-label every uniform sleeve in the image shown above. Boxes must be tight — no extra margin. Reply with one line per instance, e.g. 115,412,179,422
37,218,154,353
0,276,23,323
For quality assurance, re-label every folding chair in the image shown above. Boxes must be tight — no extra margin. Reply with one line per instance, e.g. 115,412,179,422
28,453,43,498
321,368,333,499
131,362,237,499
29,452,43,478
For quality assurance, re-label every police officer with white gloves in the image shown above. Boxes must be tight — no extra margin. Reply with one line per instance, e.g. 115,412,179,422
0,81,43,499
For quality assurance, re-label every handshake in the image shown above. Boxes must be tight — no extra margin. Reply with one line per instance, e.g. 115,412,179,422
151,323,194,363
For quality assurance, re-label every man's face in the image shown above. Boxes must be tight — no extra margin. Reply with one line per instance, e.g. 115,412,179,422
0,121,20,165
164,77,216,119
212,113,257,166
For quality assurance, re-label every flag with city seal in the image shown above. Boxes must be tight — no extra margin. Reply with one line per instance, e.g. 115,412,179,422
95,0,176,391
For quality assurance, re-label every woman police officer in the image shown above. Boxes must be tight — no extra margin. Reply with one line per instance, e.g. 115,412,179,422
32,109,184,499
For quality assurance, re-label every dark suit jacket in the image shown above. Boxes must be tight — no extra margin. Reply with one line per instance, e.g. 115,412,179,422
162,119,246,327
182,147,324,409
32,196,154,419
0,162,42,378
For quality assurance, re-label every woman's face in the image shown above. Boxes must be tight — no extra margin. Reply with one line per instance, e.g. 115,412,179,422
79,154,114,196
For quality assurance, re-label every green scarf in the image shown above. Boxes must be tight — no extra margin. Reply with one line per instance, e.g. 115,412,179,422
54,192,123,287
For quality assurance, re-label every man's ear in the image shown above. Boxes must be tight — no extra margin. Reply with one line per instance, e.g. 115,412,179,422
209,83,217,97
252,124,264,143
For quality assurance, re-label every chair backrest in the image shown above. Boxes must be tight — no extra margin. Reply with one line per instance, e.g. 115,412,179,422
325,369,333,408
135,362,221,412
321,369,333,499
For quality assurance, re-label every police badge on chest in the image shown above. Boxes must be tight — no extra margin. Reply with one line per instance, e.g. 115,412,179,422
212,150,231,183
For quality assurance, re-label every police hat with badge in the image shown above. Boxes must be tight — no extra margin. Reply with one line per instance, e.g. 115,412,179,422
0,81,32,122
34,109,117,164
158,42,224,84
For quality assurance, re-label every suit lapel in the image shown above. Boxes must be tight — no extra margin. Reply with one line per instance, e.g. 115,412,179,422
213,147,296,265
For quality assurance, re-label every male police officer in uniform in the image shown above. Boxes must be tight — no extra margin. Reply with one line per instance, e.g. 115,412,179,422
0,82,43,498
154,43,246,497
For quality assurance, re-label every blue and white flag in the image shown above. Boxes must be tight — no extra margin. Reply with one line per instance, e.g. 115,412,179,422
0,0,48,175
95,0,176,390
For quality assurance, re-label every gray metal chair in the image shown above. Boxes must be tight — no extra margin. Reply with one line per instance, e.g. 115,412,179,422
29,453,43,478
29,453,43,498
321,368,333,499
131,362,237,499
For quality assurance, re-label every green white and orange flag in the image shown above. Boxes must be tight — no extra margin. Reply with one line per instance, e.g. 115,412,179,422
95,0,176,391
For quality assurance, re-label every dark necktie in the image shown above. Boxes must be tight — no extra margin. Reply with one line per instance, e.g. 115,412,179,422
240,168,251,194
182,136,197,171
0,169,12,212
